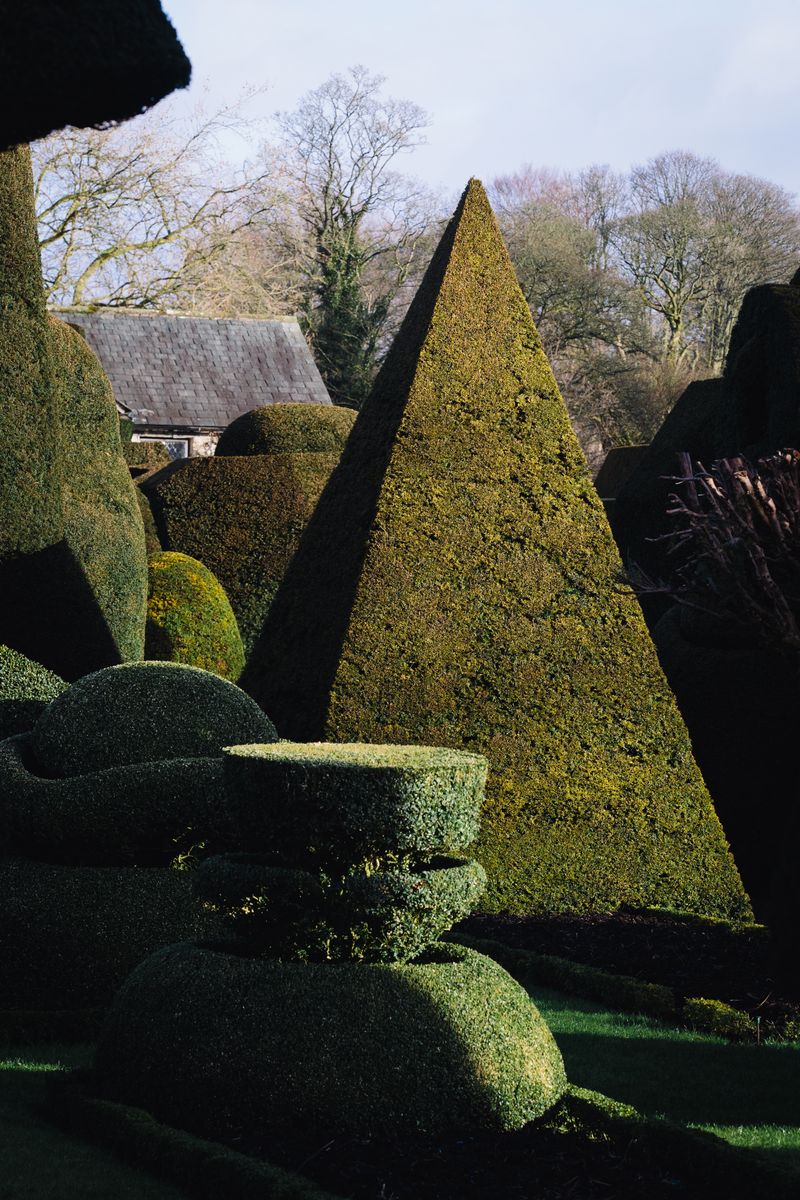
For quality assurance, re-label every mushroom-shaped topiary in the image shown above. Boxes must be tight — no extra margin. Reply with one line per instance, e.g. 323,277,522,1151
32,661,274,777
145,552,245,682
215,403,355,457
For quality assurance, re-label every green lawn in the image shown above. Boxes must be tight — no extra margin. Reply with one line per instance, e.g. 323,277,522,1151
530,984,800,1170
0,1044,188,1200
5,987,800,1196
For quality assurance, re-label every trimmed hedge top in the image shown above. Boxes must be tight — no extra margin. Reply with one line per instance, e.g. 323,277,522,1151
223,741,487,862
216,404,356,457
241,178,750,920
33,662,277,778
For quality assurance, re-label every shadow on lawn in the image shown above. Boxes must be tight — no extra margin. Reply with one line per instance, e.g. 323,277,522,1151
558,1030,800,1128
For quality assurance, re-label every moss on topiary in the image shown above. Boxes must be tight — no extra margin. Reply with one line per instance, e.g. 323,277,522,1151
145,551,245,681
0,732,231,866
32,661,276,778
93,940,566,1138
0,856,213,1007
143,452,342,658
240,179,750,920
0,148,148,680
0,644,68,739
215,403,356,457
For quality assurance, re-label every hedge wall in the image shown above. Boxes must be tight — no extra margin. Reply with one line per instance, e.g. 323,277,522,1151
0,644,67,739
216,404,355,457
144,452,341,658
145,551,244,681
241,179,750,920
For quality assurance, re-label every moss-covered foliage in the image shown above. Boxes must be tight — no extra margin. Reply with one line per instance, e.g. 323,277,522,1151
0,856,212,1007
93,940,566,1138
241,179,750,919
216,403,356,457
0,644,67,739
144,452,342,658
145,551,244,681
0,1,190,152
0,147,148,679
50,316,148,664
33,661,276,778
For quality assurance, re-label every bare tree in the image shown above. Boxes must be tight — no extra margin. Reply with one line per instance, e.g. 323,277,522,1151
32,92,280,311
273,65,435,407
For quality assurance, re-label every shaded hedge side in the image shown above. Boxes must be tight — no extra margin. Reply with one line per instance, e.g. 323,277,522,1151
0,644,67,739
144,453,340,658
146,551,245,681
243,180,749,919
51,316,148,665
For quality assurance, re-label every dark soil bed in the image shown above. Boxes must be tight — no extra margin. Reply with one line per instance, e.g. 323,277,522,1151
238,1105,713,1200
459,908,800,1034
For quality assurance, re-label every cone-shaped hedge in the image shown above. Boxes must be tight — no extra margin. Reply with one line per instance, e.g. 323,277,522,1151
243,179,750,919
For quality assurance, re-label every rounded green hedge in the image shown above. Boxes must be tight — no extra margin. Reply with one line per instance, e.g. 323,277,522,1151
123,439,171,476
0,855,215,1007
93,940,566,1137
194,852,486,963
0,733,232,866
215,404,356,457
0,644,67,739
146,551,245,682
223,743,487,864
33,662,277,778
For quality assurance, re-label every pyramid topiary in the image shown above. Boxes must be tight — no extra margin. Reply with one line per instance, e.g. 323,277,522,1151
0,147,148,679
242,179,750,919
145,551,245,681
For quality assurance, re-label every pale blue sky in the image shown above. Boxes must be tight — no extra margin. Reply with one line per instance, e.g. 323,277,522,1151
161,0,800,197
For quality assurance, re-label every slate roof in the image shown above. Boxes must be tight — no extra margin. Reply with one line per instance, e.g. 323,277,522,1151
62,312,331,431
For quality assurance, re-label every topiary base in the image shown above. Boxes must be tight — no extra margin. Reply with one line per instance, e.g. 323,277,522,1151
93,940,566,1138
0,856,217,1007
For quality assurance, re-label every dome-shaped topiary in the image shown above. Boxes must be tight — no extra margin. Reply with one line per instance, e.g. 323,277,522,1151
145,551,245,682
0,644,68,739
215,403,356,457
32,661,276,778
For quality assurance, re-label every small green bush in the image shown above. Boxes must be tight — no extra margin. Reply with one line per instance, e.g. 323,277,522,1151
215,403,356,457
0,644,67,739
123,439,171,475
143,452,343,658
93,940,566,1138
223,742,487,864
146,551,245,682
33,662,276,778
0,732,231,866
0,855,213,1007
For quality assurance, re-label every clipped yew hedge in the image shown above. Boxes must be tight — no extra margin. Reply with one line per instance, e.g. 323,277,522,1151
0,644,67,739
215,403,355,457
241,179,750,920
146,551,244,681
143,452,342,657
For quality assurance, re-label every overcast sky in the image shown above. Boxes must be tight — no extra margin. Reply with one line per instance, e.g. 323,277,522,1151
161,0,800,199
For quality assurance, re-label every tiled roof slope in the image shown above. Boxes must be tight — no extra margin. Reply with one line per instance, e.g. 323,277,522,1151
62,312,331,429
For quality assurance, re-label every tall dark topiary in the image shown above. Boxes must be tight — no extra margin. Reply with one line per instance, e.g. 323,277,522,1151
0,148,148,678
243,179,750,919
